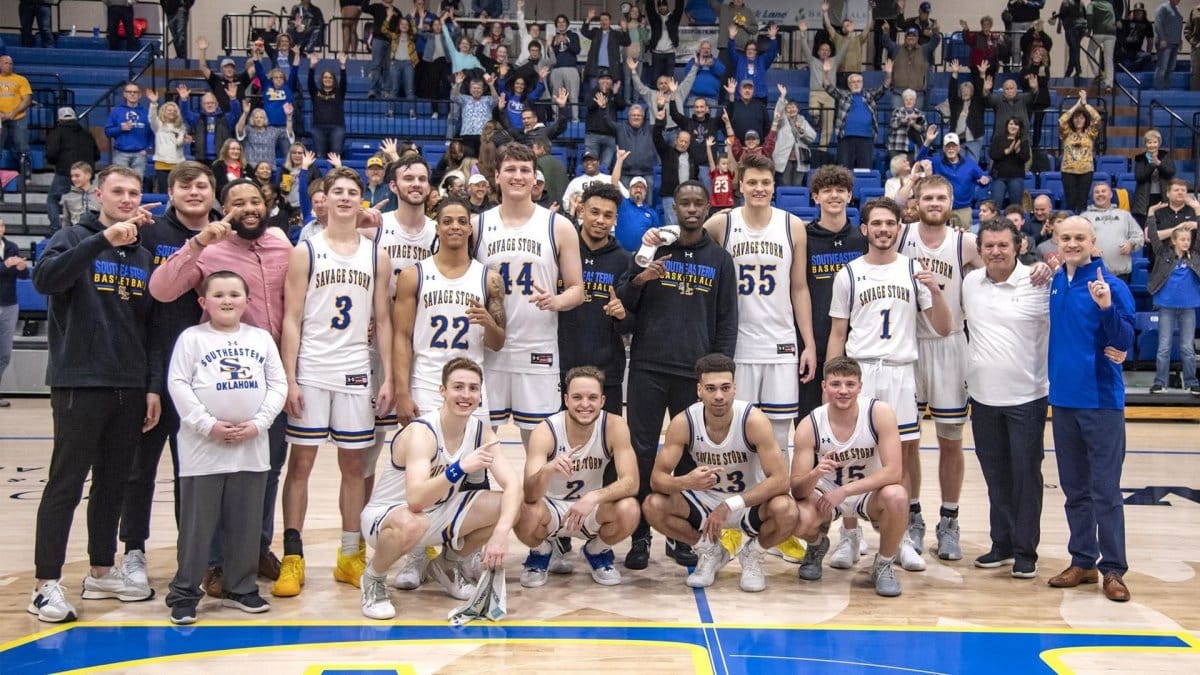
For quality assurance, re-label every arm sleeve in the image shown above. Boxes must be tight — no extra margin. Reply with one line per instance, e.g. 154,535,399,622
1099,284,1136,352
149,238,206,302
617,255,648,313
168,332,219,437
31,229,112,296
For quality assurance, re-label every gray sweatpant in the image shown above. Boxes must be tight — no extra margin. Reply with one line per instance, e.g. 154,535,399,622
166,471,266,605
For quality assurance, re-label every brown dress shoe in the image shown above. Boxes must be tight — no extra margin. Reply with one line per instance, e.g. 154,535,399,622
1047,565,1099,588
202,566,224,598
1103,573,1130,602
259,550,282,580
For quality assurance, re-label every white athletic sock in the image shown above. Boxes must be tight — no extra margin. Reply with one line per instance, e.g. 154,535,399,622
366,562,387,579
875,553,896,566
582,537,610,556
533,540,553,555
341,531,359,555
745,537,764,554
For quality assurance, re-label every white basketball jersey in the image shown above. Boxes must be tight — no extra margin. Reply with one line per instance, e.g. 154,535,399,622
473,204,559,373
366,411,487,511
831,255,930,364
898,224,966,337
724,207,798,363
376,212,437,296
297,232,376,392
543,411,611,500
684,399,765,495
808,396,883,487
411,258,489,391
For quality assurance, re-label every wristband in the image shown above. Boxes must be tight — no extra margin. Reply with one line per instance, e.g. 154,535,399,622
444,460,466,484
724,495,746,512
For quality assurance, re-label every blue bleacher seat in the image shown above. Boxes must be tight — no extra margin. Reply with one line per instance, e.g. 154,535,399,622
858,187,885,203
141,194,168,216
846,207,861,224
1028,189,1057,208
16,278,47,314
785,206,819,221
777,195,810,213
1095,155,1128,176
1093,171,1111,187
1039,172,1064,205
776,186,809,205
852,169,882,189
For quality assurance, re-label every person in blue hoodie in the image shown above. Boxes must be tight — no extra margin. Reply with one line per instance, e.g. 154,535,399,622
727,22,780,101
1045,215,1135,604
104,83,154,185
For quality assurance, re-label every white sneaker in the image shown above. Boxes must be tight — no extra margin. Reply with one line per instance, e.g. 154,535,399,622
738,539,766,593
829,526,862,570
520,547,551,588
898,538,927,572
686,541,731,588
82,567,154,602
463,550,485,584
28,580,77,623
122,550,149,588
391,551,429,590
426,553,475,600
360,572,396,620
859,534,869,556
549,538,574,574
582,544,622,586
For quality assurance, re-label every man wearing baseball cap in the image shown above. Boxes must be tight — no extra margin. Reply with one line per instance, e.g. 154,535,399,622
913,129,990,228
899,3,939,45
532,170,554,209
197,37,251,112
45,106,100,232
465,173,495,215
880,22,941,111
612,163,659,252
362,156,393,210
724,78,770,142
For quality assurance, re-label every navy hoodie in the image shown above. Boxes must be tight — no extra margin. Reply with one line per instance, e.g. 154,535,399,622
805,218,868,361
558,235,636,386
33,213,159,390
619,229,738,378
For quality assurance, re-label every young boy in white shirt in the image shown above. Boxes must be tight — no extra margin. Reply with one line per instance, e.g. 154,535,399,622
164,270,287,624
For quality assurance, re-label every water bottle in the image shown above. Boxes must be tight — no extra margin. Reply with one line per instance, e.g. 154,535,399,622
634,225,680,267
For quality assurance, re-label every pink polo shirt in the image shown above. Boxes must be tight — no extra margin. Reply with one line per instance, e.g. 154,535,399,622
149,232,292,344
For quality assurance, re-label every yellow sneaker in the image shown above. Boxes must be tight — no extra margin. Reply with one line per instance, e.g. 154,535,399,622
334,547,367,587
774,536,808,563
720,528,743,556
271,554,305,597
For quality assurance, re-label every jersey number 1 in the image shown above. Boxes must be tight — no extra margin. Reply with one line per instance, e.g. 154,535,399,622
879,308,892,340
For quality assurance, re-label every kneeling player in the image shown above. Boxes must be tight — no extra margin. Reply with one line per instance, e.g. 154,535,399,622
643,354,797,592
791,357,909,597
516,367,640,587
358,358,523,620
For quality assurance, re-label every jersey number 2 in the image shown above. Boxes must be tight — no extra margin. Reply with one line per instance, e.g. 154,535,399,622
331,296,352,330
564,479,585,500
430,315,469,349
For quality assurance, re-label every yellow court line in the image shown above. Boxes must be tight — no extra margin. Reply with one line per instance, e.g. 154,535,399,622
54,638,715,675
0,622,74,652
302,664,415,675
1040,644,1200,674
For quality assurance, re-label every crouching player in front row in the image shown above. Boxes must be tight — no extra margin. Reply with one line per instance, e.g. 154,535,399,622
516,366,641,587
791,357,910,597
358,358,523,620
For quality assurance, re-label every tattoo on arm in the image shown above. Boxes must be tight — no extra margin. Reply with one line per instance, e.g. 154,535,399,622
486,271,507,329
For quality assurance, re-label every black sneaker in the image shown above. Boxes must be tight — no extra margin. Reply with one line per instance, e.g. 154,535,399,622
665,539,698,567
1190,386,1200,396
624,536,650,570
170,600,198,625
221,591,270,613
973,550,1015,568
1011,559,1038,578
1149,384,1166,394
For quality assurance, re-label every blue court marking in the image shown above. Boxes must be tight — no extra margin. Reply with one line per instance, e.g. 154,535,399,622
691,582,729,675
0,622,1193,674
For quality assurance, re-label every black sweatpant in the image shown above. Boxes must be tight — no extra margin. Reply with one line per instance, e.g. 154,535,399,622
625,367,698,539
1062,171,1093,214
35,388,146,580
119,391,181,551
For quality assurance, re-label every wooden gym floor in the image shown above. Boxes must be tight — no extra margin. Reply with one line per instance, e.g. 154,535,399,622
0,398,1197,674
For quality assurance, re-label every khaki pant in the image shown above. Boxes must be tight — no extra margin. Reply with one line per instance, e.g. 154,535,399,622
950,207,975,231
808,90,835,149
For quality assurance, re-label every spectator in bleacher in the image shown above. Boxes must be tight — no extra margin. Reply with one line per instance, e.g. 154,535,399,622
340,0,366,55
366,1,399,99
432,139,466,186
513,1,545,64
464,173,495,214
308,53,348,158
705,137,736,210
622,3,650,81
723,78,770,145
475,19,511,62
959,15,1008,82
253,161,275,188
45,108,100,233
0,54,31,159
105,83,154,181
1082,182,1144,282
680,41,725,107
386,16,421,116
1036,210,1069,262
1003,205,1041,264
823,1,872,87
727,119,777,163
881,24,940,112
614,105,659,189
1133,129,1175,225
647,0,685,83
1030,193,1054,241
1006,0,1046,38
1154,0,1186,89
584,73,623,171
796,20,842,148
943,60,986,163
898,1,939,44
1020,45,1051,148
443,13,485,75
1117,4,1155,72
161,1,191,60
236,101,296,174
548,14,583,122
0,216,27,408
652,108,698,224
1085,0,1118,93
582,9,632,93
773,87,818,188
1187,3,1200,90
18,0,54,48
59,163,99,229
1145,209,1200,394
362,155,394,209
280,142,319,211
104,0,138,51
288,0,327,56
499,88,571,146
887,88,927,159
496,69,548,128
727,22,780,102
262,182,294,230
1057,0,1089,78
178,85,240,166
147,90,188,193
628,64,688,131
530,170,555,209
532,137,569,209
563,150,622,207
989,117,1031,210
1018,17,1054,68
1146,178,1199,254
977,199,1002,232
715,0,758,76
871,0,902,70
823,58,892,171
884,153,912,200
263,62,301,159
450,72,496,156
197,39,251,112
211,139,248,196
984,73,1039,146
1058,91,1101,213
253,34,301,93
914,129,991,227
472,0,503,19
612,149,660,248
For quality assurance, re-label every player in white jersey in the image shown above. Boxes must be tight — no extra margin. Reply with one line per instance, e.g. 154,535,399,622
471,143,584,442
826,197,951,572
790,357,909,597
278,168,395,598
643,354,798,592
358,358,523,620
515,367,640,587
